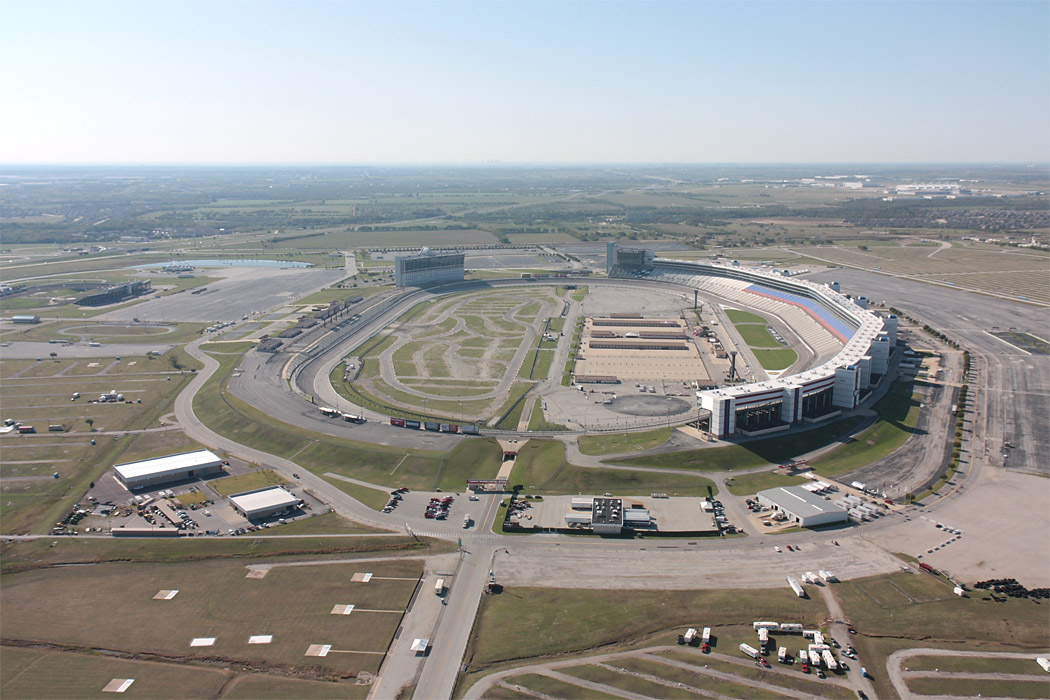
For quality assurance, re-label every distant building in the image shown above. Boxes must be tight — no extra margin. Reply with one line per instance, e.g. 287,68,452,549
394,248,465,287
11,315,40,324
77,280,152,307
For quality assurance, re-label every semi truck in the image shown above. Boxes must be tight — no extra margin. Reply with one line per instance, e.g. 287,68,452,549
787,576,806,598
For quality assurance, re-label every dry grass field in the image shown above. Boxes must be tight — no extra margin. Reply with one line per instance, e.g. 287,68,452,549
1,558,424,679
0,355,197,534
0,645,371,699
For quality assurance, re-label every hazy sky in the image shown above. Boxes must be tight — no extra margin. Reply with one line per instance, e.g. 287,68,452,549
2,0,1047,164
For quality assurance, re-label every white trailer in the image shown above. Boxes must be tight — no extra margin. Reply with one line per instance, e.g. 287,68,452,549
802,571,819,584
799,649,809,665
702,627,711,644
851,481,866,491
753,621,780,631
787,576,806,598
813,630,824,646
819,570,838,583
570,498,593,510
1037,657,1050,673
683,628,697,644
434,578,445,595
758,627,769,648
777,646,788,663
822,649,838,671
739,643,760,660
779,623,804,634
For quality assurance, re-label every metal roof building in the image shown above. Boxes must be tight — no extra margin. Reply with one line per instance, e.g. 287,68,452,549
757,486,848,528
228,486,299,520
113,449,224,490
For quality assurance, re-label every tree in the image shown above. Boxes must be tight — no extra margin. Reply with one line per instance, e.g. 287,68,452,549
49,352,58,361
85,418,94,432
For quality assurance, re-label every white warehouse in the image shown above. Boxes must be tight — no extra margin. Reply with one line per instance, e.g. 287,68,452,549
228,486,300,520
757,486,848,528
113,449,224,490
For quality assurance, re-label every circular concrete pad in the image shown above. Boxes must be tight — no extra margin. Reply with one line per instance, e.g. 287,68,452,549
607,395,692,417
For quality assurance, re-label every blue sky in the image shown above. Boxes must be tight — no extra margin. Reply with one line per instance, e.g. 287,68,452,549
2,0,1047,163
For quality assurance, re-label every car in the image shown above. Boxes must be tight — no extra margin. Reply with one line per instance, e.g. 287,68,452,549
848,628,857,634
424,512,435,519
801,662,809,673
701,642,709,653
816,669,826,679
831,638,841,648
469,495,479,501
857,692,868,700
840,661,850,671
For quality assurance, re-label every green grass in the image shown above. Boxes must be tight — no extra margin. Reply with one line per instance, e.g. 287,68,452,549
0,535,446,575
0,646,232,699
752,347,798,370
614,416,863,471
209,469,290,497
835,571,1050,698
725,309,768,324
494,382,534,430
250,511,382,535
506,673,621,700
323,477,393,510
1,559,423,677
558,663,700,699
577,427,672,455
808,382,920,476
530,349,554,380
463,586,822,671
509,439,716,497
906,677,1050,698
903,655,1048,674
222,675,368,699
736,324,783,348
655,650,855,699
724,470,808,496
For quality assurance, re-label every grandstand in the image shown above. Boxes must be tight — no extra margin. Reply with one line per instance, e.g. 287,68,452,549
606,243,898,437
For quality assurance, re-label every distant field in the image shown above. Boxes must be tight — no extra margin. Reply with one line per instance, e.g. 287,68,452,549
0,357,196,534
787,242,1050,303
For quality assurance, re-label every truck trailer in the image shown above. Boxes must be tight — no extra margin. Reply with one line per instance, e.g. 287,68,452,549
739,643,760,660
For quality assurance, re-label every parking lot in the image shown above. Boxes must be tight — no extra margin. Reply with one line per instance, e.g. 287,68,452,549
82,457,325,536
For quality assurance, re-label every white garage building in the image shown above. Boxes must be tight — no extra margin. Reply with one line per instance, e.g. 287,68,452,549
757,486,848,528
114,449,224,490
228,486,300,520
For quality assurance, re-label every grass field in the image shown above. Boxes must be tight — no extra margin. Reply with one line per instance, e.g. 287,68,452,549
901,655,1048,675
209,469,290,496
577,427,672,455
526,400,568,432
905,677,1050,698
735,324,782,348
723,309,767,324
1,558,423,677
751,347,798,370
836,571,1050,700
614,416,864,472
0,356,197,534
251,511,382,536
460,586,824,682
509,439,716,497
0,535,444,575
